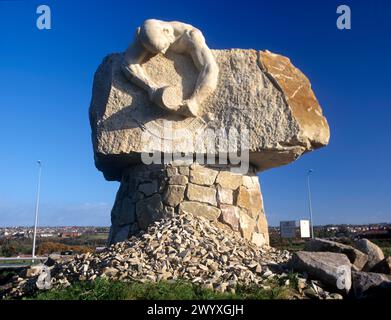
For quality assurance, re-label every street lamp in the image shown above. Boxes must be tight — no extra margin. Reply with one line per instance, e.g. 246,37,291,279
307,169,315,239
32,160,42,259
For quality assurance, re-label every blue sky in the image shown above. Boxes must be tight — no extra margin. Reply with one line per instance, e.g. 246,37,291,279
0,0,390,227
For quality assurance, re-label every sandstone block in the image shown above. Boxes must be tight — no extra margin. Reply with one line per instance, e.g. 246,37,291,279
186,183,217,206
236,186,263,218
216,171,243,190
216,185,234,205
219,204,240,231
179,201,220,221
189,164,218,186
239,213,256,240
169,175,188,185
163,185,186,207
251,232,266,247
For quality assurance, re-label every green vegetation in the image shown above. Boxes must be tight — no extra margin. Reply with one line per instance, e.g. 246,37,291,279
0,239,33,257
25,276,298,300
371,239,391,257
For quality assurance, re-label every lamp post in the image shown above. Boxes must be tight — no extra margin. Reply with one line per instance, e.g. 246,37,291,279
307,169,315,239
32,160,42,259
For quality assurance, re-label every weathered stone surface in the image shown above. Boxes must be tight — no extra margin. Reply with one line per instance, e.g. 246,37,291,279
138,181,158,196
169,175,188,185
259,50,330,150
178,201,220,221
216,171,243,190
242,175,259,189
219,204,240,231
90,50,329,181
371,257,391,275
163,185,185,207
108,164,269,246
352,271,391,298
25,265,44,278
216,185,234,205
354,239,385,271
189,164,218,186
186,183,217,206
239,213,256,240
136,194,163,230
305,238,368,270
236,186,264,219
256,213,269,245
291,251,352,294
178,166,190,176
112,197,136,226
251,232,266,247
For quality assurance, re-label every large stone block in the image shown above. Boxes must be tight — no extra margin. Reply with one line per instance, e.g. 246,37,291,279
305,238,368,271
186,183,217,206
178,201,221,221
291,251,352,294
90,50,329,181
354,238,385,271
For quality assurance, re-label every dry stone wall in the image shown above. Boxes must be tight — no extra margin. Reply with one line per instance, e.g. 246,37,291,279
109,163,269,247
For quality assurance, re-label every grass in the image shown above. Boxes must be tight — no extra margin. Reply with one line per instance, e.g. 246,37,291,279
24,276,299,300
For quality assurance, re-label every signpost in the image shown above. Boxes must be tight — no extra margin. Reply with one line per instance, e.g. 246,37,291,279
300,220,311,238
280,221,296,238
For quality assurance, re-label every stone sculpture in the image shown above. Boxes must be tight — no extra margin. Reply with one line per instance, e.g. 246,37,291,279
122,19,219,117
89,19,330,246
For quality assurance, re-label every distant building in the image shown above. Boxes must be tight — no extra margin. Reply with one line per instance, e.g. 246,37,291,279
59,232,81,238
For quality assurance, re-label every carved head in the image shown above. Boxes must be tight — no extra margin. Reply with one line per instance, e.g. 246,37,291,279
139,19,175,54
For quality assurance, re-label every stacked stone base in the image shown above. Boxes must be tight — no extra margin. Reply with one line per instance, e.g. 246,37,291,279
108,163,269,247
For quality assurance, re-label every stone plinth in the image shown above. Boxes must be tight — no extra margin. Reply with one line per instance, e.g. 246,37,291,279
108,163,269,247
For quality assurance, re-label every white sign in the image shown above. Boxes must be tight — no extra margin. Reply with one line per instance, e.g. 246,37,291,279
280,221,296,238
300,220,311,238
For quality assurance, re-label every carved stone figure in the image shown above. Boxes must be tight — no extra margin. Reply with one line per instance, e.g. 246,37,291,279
121,19,219,117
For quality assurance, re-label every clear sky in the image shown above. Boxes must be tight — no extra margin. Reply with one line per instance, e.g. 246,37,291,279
0,0,390,227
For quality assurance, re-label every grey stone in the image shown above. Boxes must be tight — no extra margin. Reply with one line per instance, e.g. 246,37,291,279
108,224,131,244
118,197,136,225
371,257,391,275
352,271,391,298
291,251,352,294
136,194,163,230
354,238,384,271
305,238,368,270
138,181,158,196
